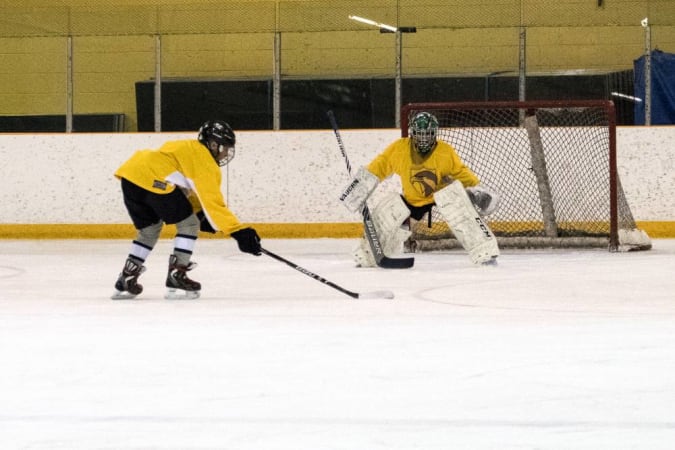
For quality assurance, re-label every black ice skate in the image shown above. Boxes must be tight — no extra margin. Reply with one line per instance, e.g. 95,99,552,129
165,255,201,300
111,258,146,300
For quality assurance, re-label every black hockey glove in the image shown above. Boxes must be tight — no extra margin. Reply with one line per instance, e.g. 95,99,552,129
196,211,216,234
231,227,262,256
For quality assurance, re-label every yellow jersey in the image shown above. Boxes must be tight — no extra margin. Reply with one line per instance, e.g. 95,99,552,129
115,139,245,235
367,137,479,207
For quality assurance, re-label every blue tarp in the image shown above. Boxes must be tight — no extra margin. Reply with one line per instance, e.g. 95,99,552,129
634,49,675,125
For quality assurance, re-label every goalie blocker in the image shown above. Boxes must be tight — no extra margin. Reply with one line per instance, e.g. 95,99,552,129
339,166,379,213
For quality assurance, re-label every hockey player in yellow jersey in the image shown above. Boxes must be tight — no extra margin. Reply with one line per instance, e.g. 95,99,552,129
112,120,262,299
339,111,500,267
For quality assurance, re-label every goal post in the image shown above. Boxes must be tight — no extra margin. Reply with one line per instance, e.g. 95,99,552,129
401,100,651,252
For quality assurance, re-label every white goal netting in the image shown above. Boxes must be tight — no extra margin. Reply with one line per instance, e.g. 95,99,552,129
400,101,651,252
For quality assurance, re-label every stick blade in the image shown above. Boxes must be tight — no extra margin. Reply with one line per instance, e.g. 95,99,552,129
377,255,414,269
357,290,395,299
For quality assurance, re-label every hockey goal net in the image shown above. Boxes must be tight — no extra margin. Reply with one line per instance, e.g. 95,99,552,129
401,100,651,252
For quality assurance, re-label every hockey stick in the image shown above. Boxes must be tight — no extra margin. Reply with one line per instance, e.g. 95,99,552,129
327,110,414,269
261,248,394,299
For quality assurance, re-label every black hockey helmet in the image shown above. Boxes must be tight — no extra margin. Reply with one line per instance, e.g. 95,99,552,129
198,120,236,166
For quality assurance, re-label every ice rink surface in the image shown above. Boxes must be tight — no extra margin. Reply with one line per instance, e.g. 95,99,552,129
1,238,674,449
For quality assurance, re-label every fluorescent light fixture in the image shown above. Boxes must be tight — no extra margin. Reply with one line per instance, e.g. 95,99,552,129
348,15,398,32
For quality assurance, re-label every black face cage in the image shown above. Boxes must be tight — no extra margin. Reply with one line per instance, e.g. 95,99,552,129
215,144,235,167
412,127,437,153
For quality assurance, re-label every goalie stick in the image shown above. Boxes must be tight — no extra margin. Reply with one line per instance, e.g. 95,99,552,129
261,248,394,299
327,110,414,269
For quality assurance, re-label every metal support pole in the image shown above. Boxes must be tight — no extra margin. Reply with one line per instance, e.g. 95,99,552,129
273,31,281,130
395,30,402,128
643,19,652,126
154,34,162,132
382,26,415,128
518,26,526,102
66,36,73,133
353,12,415,127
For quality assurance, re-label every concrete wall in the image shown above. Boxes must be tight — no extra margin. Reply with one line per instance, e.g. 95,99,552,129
0,126,673,237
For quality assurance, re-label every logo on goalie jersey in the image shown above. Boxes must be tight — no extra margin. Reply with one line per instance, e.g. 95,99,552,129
411,169,438,197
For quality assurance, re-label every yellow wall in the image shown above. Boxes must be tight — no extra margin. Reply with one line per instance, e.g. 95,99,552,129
0,37,66,115
1,0,674,130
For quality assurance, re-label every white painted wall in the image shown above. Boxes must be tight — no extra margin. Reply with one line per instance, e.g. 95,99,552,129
0,127,673,224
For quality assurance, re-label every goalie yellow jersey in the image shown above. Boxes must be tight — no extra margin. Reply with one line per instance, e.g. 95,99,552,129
367,137,479,207
114,139,246,235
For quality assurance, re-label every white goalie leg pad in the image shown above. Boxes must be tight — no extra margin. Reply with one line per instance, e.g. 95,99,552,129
370,192,411,237
352,193,412,267
339,166,379,213
434,180,500,265
353,237,376,267
352,227,412,267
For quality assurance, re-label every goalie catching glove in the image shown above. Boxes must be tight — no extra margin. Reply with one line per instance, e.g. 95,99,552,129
339,166,379,213
231,227,262,256
466,185,500,216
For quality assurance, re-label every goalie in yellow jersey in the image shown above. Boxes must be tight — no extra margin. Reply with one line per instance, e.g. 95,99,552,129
112,120,262,300
339,111,500,267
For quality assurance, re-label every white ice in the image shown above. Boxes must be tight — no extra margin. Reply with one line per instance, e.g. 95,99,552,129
1,238,675,449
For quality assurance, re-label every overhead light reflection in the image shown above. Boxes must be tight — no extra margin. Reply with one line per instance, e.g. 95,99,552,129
348,15,398,32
